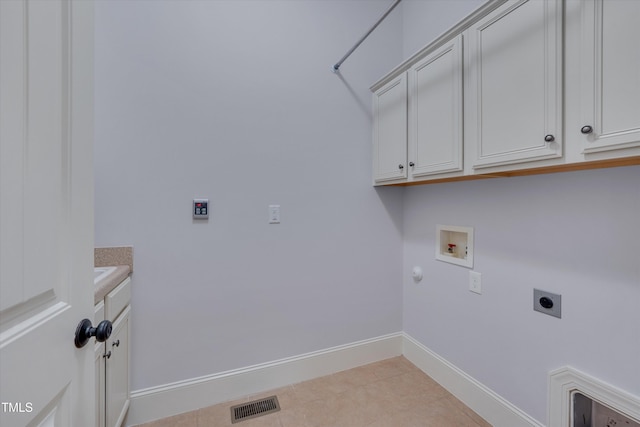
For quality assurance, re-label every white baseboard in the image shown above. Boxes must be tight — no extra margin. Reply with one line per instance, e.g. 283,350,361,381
402,333,544,427
125,332,403,426
126,332,544,427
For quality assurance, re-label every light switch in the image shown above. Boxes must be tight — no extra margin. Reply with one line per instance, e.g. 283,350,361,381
469,271,482,294
269,205,280,224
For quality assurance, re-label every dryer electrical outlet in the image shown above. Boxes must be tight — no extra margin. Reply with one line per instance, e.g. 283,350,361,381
533,289,561,318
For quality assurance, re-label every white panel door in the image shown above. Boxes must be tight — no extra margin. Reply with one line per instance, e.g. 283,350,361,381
466,0,563,170
408,35,463,178
373,74,407,183
579,0,640,154
0,1,94,426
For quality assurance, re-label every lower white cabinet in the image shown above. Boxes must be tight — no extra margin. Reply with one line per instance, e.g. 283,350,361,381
106,305,130,427
95,277,131,427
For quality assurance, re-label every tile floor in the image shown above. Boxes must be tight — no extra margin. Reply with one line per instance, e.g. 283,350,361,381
133,356,491,427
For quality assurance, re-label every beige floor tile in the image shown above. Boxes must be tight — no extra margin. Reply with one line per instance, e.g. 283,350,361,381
369,356,414,380
292,377,337,404
197,401,231,427
133,357,490,427
277,407,309,427
331,364,379,388
136,410,198,427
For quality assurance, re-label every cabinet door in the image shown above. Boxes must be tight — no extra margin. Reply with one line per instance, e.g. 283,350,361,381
106,306,130,427
408,35,463,178
466,0,563,170
373,74,407,183
579,0,640,154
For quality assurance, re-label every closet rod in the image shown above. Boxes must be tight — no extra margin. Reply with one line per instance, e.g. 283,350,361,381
332,0,402,73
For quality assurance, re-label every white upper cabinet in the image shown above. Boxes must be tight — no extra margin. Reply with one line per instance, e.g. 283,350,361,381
408,35,463,178
465,0,563,170
372,74,407,183
370,0,640,187
578,0,640,155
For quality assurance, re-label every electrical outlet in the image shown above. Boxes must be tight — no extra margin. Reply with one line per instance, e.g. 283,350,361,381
469,271,482,294
533,289,561,318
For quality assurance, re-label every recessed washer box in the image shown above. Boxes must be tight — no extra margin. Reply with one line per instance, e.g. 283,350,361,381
436,225,474,268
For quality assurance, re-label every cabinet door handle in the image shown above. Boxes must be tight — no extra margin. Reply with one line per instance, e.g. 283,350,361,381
398,164,404,170
409,162,415,167
544,134,555,143
112,340,120,348
103,351,112,359
581,125,593,134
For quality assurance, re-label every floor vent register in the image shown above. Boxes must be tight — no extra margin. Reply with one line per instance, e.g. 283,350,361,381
230,396,280,424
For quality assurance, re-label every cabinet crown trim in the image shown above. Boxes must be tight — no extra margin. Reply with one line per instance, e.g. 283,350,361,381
371,0,508,92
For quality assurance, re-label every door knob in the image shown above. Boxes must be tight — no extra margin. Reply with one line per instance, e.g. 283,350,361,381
74,318,112,348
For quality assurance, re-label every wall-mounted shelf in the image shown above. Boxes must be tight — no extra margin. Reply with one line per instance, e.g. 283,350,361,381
436,225,474,268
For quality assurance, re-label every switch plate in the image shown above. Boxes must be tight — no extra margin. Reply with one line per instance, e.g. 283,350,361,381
469,271,482,294
268,205,280,224
533,289,561,318
193,199,209,219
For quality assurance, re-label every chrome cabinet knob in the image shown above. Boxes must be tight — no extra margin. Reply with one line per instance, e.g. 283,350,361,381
398,164,404,170
409,162,415,167
544,134,555,143
581,125,593,134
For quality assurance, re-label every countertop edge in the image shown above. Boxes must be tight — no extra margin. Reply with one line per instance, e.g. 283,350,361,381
94,265,131,304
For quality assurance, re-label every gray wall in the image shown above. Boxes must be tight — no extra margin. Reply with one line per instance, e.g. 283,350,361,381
94,0,404,390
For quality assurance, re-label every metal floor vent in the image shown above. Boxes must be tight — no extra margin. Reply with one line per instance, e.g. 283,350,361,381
230,396,280,424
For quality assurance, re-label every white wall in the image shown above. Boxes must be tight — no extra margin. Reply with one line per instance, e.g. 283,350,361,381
96,1,640,424
401,1,640,423
402,167,640,423
94,0,404,391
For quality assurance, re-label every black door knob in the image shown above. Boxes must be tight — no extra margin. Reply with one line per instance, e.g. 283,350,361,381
75,319,112,348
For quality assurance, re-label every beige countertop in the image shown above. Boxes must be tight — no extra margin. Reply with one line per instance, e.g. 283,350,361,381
94,265,131,304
